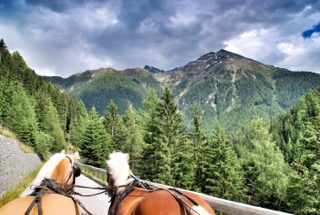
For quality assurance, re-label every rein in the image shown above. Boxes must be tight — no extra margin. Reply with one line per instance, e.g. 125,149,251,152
72,184,110,197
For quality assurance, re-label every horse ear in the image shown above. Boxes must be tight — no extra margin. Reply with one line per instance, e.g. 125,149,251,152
73,151,80,160
125,153,129,161
60,150,65,154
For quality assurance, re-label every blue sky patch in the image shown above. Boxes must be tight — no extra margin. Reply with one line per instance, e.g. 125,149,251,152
302,22,320,38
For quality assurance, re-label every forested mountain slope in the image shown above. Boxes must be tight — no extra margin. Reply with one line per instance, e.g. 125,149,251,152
42,68,162,113
0,39,87,159
43,50,320,131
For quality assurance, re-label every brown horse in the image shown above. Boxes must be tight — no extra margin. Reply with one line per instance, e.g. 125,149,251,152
106,152,216,215
0,151,81,215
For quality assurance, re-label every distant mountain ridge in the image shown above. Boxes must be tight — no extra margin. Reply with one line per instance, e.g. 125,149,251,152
42,50,320,131
143,65,165,74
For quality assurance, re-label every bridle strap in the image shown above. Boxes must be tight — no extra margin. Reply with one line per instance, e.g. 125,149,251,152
65,156,75,184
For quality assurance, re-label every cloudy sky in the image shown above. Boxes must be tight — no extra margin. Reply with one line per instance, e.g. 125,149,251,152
0,0,319,77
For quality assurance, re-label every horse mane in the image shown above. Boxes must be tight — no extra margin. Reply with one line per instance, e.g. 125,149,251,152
33,153,71,185
107,152,132,187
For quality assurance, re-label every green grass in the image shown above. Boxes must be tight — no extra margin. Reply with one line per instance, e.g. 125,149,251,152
0,164,43,207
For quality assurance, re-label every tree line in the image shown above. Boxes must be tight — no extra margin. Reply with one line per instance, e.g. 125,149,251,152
0,39,86,159
1,39,319,214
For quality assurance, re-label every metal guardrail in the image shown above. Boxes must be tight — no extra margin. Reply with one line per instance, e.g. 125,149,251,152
75,162,107,185
75,162,293,215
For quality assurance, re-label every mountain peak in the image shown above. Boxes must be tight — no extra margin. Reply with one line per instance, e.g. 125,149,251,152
197,49,240,61
144,65,165,73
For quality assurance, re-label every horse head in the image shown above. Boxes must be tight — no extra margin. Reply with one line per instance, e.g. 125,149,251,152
34,151,81,187
106,151,133,197
52,151,81,185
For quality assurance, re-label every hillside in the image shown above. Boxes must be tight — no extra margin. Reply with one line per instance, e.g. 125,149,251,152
0,39,86,159
42,68,162,113
43,50,320,131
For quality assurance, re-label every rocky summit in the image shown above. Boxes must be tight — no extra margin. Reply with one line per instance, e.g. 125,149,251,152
143,65,165,74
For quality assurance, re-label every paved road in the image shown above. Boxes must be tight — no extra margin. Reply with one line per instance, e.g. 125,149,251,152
21,174,110,215
74,174,110,215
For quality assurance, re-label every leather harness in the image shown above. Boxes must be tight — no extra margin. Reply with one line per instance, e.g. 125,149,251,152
24,178,79,215
107,176,201,215
24,156,81,215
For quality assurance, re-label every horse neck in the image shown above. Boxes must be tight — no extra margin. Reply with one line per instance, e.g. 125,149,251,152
51,158,72,184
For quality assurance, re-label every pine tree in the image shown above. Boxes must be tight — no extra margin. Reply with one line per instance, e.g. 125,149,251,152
140,90,160,180
239,118,289,209
35,131,54,160
6,83,38,147
286,121,320,214
11,51,28,81
269,88,320,213
0,80,3,120
104,100,119,137
103,100,123,149
35,90,66,152
0,80,6,124
46,82,70,131
204,123,245,202
144,86,191,187
173,136,194,189
0,80,16,126
69,100,88,147
0,39,13,77
121,104,145,174
80,107,111,167
190,104,208,192
148,109,171,184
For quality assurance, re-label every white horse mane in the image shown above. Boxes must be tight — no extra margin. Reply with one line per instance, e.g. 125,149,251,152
107,152,133,188
33,153,72,185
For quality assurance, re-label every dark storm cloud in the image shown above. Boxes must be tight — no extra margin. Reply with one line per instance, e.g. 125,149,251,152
0,0,319,77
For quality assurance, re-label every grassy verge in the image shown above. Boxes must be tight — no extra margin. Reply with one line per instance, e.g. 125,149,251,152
0,164,43,207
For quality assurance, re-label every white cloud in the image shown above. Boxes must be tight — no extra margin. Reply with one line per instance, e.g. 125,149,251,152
138,17,160,34
0,19,113,77
73,2,120,32
277,32,320,72
224,28,285,65
224,28,320,73
33,66,58,77
169,12,197,28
